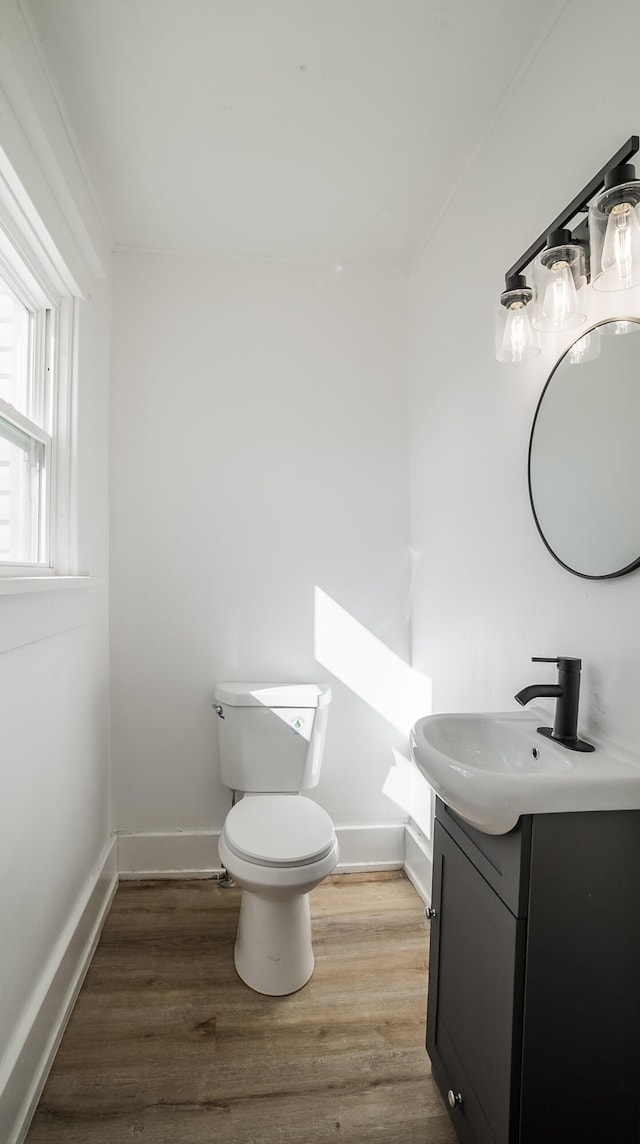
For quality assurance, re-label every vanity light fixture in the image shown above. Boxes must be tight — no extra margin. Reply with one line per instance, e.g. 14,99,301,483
497,136,640,363
495,274,539,362
532,229,586,333
590,164,640,291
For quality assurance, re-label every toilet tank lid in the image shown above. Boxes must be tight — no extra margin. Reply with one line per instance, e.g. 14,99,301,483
214,681,332,708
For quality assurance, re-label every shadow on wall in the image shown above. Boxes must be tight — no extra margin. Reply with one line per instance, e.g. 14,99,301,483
313,586,434,836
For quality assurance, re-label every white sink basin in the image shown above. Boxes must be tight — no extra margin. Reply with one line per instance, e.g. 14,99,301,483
410,710,640,835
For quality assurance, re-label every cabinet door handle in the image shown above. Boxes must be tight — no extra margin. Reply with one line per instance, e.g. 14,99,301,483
426,906,438,919
447,1089,462,1109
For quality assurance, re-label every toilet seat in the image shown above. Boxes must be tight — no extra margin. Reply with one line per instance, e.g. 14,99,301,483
222,795,336,868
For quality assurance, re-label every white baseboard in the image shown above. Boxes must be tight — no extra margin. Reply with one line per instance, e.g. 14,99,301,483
334,824,404,872
117,829,222,878
403,821,433,905
1,836,117,1144
117,822,405,879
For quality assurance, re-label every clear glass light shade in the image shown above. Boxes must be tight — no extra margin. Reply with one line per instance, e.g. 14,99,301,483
568,326,601,365
495,296,540,363
590,181,640,291
532,244,586,331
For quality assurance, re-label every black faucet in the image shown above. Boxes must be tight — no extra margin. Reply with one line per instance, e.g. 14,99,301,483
514,656,594,753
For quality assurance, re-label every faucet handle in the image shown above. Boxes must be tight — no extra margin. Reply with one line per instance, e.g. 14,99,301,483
532,656,582,671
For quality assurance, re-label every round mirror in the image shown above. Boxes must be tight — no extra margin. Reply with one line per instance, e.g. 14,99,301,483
528,319,640,579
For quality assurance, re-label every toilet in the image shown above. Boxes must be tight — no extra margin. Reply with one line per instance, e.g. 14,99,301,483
214,681,338,996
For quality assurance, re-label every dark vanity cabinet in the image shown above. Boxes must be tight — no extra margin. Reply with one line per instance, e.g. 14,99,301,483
427,798,640,1144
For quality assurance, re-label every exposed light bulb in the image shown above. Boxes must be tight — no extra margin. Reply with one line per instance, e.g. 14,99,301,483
532,239,586,332
542,259,578,325
502,301,533,362
601,201,640,287
496,276,539,362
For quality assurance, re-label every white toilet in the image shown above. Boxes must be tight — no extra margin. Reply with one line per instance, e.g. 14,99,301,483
214,681,338,996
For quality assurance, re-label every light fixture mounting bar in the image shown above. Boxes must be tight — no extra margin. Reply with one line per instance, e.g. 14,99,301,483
505,135,640,283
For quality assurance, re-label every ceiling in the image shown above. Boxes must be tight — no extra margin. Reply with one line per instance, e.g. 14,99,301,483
27,0,564,267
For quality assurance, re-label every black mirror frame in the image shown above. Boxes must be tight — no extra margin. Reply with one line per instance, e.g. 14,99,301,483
528,318,640,581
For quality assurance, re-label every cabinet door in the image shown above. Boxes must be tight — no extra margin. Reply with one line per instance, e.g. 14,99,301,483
428,821,526,1144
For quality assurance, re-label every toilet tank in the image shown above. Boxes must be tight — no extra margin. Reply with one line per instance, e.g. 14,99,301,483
214,682,332,793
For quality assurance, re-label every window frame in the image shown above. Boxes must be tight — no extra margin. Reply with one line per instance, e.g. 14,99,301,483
0,398,52,566
0,244,74,578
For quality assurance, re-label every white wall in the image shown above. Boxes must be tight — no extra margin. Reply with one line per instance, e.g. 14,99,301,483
408,0,640,753
0,3,112,1134
110,252,414,838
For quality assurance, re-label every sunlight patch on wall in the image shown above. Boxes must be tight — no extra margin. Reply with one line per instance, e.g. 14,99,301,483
313,586,432,735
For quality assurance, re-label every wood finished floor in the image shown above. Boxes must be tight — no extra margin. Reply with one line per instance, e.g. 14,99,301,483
26,871,457,1143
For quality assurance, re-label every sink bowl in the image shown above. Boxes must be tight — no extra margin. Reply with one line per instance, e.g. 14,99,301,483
410,710,640,835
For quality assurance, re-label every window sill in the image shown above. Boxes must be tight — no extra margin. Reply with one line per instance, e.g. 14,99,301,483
0,575,99,596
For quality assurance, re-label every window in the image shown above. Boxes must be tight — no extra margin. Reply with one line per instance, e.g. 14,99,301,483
0,230,74,578
0,159,77,580
0,280,52,567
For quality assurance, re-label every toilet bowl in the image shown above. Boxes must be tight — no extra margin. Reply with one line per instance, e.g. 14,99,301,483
214,681,337,996
219,794,338,995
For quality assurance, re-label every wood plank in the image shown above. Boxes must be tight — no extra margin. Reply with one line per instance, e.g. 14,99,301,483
26,872,456,1143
